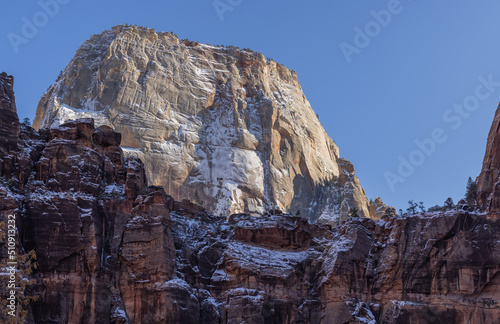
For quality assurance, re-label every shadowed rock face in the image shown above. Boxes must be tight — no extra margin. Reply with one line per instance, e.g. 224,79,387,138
2,74,500,323
32,25,376,221
0,114,178,323
0,74,20,173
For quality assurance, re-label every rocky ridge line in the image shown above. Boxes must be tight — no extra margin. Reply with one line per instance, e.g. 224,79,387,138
33,25,385,222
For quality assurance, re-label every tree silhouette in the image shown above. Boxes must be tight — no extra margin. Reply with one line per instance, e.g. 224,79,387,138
406,200,418,214
418,201,425,214
428,205,441,212
465,177,477,205
382,207,396,220
444,197,455,210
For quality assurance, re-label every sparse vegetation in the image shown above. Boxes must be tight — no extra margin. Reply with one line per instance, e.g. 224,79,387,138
418,201,425,214
465,177,477,205
406,200,418,215
399,196,460,215
444,197,455,210
22,117,30,126
428,205,441,212
382,206,396,220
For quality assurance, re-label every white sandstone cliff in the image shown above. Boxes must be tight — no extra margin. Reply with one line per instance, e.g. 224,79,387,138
34,25,378,220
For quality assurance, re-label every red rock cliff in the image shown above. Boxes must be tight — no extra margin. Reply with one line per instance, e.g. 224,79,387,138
477,103,500,211
3,77,500,323
0,74,20,173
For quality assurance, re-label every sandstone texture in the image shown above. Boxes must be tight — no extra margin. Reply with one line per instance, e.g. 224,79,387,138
3,73,500,323
33,25,375,221
0,73,20,171
478,102,500,211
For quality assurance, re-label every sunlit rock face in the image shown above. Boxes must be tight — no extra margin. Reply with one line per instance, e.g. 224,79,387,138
33,25,374,220
477,103,500,211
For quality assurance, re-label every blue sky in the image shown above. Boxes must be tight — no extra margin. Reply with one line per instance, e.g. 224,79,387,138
2,0,500,212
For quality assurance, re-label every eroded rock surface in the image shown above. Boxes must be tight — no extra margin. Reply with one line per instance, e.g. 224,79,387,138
0,74,20,175
168,209,500,324
3,65,500,323
33,25,376,220
478,103,500,212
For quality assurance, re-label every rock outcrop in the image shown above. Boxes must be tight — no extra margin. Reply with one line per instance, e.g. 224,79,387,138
369,196,388,220
2,73,500,323
33,25,377,221
477,102,500,211
6,117,156,323
0,73,20,174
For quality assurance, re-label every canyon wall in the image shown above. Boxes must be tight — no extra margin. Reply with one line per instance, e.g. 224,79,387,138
2,72,500,323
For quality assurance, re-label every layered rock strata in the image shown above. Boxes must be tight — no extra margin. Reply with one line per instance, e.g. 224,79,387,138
33,25,376,221
0,73,20,173
1,72,499,322
477,103,500,211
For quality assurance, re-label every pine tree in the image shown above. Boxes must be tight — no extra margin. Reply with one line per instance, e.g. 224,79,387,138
444,197,455,210
418,201,425,214
465,177,477,204
406,200,418,214
428,205,441,212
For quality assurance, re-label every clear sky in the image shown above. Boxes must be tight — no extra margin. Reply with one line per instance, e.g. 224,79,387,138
2,0,500,212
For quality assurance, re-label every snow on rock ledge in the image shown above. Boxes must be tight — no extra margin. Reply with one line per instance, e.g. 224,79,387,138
33,25,377,220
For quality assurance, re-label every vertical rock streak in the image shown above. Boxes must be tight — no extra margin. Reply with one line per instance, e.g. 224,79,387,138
33,25,377,221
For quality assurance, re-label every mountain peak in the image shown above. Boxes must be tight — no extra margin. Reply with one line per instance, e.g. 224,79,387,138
33,26,381,221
